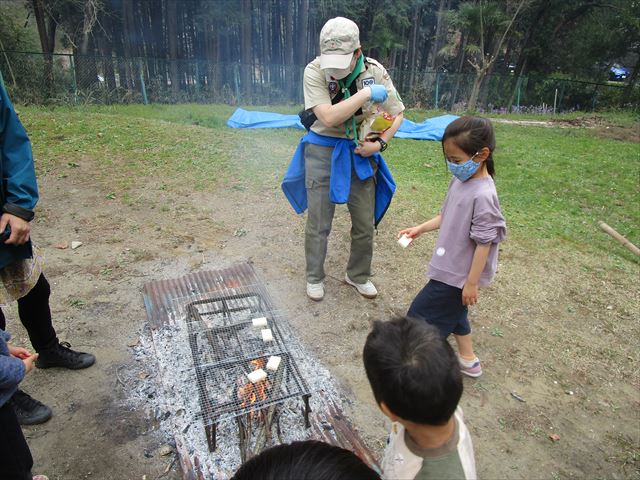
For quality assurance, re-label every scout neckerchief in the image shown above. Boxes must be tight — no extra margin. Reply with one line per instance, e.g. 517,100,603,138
338,53,365,144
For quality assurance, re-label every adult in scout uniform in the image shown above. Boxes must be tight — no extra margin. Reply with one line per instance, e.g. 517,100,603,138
282,17,405,301
0,81,96,425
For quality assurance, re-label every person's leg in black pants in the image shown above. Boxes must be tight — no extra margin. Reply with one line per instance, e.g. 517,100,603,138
11,274,57,351
0,275,55,425
2,273,95,425
0,274,56,350
0,401,33,480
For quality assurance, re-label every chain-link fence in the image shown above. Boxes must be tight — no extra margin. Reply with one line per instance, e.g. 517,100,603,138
1,51,636,111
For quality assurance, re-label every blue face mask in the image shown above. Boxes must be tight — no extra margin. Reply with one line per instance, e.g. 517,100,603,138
447,153,480,182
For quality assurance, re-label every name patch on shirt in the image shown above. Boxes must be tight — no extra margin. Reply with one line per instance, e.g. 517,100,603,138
361,77,375,88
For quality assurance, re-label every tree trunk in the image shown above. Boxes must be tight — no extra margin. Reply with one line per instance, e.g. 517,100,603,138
507,57,528,112
467,69,485,112
428,0,450,70
407,5,421,92
31,0,56,98
296,0,309,102
284,0,294,99
621,54,639,107
97,9,116,92
449,33,467,110
241,0,253,100
261,0,271,84
167,0,179,93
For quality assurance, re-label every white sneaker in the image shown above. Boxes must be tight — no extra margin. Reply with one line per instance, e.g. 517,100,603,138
344,274,378,299
306,282,325,301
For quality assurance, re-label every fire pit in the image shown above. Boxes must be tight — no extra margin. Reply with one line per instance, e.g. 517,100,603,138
185,291,311,459
141,263,379,477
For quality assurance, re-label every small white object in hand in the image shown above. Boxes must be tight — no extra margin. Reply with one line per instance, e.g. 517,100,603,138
247,368,267,383
252,317,268,327
266,356,281,371
398,234,412,248
261,329,273,342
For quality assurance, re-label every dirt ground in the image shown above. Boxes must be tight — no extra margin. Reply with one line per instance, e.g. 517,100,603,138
10,121,639,480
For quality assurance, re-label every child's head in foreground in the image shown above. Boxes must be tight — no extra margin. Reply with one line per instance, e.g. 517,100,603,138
230,440,380,480
363,316,463,426
442,115,496,178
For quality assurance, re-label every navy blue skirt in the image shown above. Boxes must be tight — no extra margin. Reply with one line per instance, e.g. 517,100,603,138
407,279,471,337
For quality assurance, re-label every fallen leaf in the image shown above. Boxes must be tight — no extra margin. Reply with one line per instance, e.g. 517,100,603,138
54,243,68,249
548,433,560,442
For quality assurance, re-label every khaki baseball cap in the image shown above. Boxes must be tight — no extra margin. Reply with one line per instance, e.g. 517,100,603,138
319,17,360,70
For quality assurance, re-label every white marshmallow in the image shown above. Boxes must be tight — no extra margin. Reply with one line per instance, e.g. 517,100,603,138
398,234,412,248
252,317,268,327
261,329,273,342
266,356,281,371
247,368,267,383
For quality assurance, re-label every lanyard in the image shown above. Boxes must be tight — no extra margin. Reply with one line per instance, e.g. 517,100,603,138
338,54,365,144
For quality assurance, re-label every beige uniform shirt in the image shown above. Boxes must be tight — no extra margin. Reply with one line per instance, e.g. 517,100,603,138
303,56,405,139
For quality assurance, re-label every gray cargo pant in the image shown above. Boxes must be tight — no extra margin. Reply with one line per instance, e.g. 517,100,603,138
304,143,375,284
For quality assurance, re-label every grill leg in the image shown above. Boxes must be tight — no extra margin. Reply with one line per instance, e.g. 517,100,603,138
303,394,311,428
206,423,216,452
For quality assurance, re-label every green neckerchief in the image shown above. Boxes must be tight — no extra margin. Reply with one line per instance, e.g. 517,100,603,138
338,53,365,144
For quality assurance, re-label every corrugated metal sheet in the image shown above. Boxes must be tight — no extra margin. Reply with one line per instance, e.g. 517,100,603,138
142,263,263,329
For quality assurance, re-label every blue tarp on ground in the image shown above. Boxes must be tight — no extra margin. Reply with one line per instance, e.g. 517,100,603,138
394,114,459,141
226,108,459,141
226,108,304,130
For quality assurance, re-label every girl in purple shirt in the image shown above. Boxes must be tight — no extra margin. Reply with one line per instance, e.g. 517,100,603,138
399,116,506,377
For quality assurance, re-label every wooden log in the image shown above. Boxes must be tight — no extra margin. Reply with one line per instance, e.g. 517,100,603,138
599,222,640,256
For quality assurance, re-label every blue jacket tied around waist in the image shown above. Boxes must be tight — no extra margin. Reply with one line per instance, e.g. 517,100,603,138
281,131,395,227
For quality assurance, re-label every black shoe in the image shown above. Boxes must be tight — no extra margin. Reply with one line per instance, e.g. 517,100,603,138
36,341,96,370
8,389,53,425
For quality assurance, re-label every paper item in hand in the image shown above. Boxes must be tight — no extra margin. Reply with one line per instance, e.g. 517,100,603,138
398,234,412,248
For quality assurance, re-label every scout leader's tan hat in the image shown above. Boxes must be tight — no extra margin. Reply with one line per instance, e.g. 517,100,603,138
319,17,361,70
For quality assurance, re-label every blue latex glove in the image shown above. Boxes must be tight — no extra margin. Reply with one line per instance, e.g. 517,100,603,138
368,85,388,103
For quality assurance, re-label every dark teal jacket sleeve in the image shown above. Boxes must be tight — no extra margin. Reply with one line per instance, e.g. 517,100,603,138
0,83,39,213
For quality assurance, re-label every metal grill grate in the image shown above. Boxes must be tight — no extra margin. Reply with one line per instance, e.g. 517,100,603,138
180,284,310,451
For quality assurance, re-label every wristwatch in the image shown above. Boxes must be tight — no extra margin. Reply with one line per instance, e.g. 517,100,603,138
377,138,388,152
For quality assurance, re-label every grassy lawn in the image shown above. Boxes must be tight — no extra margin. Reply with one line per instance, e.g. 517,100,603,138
20,103,639,266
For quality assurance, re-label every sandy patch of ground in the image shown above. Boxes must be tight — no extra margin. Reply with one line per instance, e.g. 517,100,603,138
493,116,639,143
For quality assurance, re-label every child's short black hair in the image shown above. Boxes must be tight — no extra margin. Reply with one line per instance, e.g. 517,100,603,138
231,440,380,480
363,316,463,425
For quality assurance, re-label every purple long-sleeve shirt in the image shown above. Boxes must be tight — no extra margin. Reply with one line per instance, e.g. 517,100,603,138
427,176,506,289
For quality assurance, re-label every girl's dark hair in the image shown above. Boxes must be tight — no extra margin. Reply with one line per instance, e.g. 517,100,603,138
442,116,496,177
231,440,380,480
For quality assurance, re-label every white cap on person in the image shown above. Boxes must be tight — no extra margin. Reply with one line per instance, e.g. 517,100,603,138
319,17,360,70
